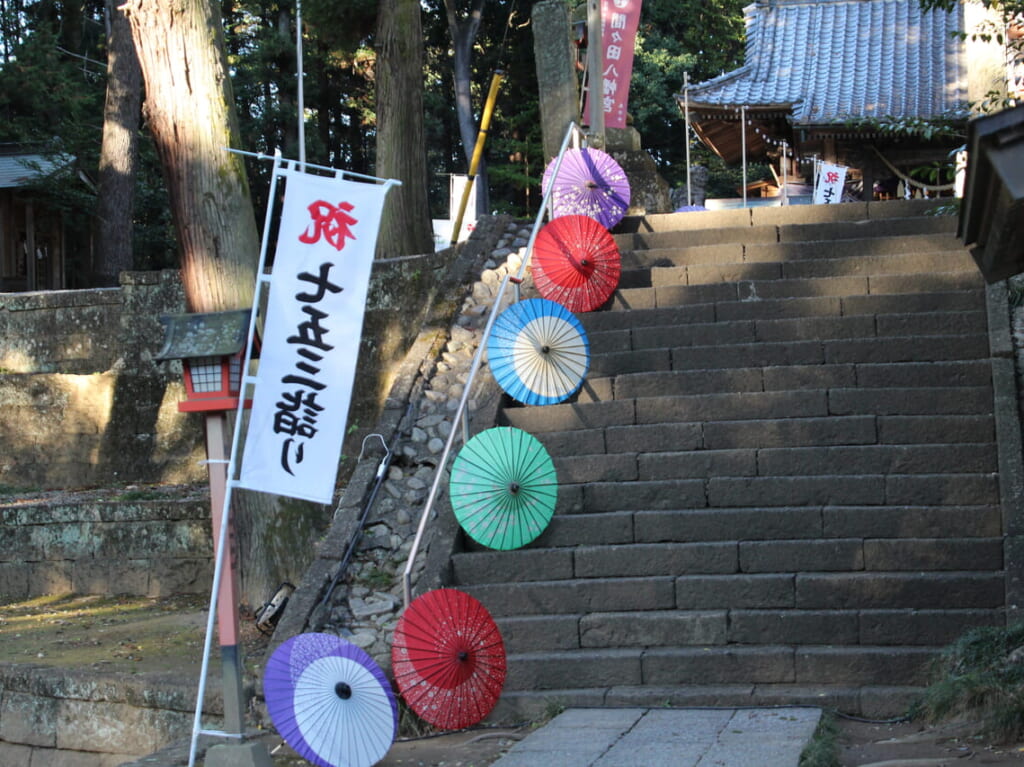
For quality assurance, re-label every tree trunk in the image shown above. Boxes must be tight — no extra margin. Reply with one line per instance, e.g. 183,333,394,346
444,0,490,216
122,0,326,609
93,0,142,287
375,0,434,256
122,0,258,313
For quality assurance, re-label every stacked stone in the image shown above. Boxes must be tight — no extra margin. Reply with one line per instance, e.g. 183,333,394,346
317,219,534,671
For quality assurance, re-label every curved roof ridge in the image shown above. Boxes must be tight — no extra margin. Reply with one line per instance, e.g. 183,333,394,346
683,0,968,125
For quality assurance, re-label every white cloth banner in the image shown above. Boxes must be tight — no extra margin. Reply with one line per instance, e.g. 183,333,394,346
238,169,389,504
814,162,847,204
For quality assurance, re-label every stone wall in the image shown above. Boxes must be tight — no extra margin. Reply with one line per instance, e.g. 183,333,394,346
0,491,212,601
0,236,481,493
0,270,204,491
0,664,216,766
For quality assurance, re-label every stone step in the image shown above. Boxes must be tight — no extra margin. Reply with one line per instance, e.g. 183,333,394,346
498,645,942,691
587,333,989,377
502,384,993,434
779,216,957,243
551,443,997,483
618,249,976,289
518,505,1001,549
539,412,995,452
609,271,982,310
614,206,955,246
629,505,1002,543
560,472,1000,512
521,502,1002,547
567,442,998,483
464,571,1004,618
587,311,987,355
614,199,951,235
453,536,1002,583
603,361,993,400
490,608,1002,655
618,232,965,270
579,289,985,332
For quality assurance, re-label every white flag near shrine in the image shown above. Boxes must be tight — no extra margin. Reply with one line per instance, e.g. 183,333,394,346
238,168,388,504
814,161,847,204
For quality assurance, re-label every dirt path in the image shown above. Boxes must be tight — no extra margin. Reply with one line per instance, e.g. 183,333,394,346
837,717,1024,766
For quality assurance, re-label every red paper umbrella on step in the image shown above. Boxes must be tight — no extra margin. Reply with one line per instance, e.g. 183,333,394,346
392,588,506,731
531,214,622,312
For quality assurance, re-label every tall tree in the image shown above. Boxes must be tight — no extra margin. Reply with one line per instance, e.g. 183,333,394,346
122,0,326,607
122,0,258,312
442,0,490,215
375,0,434,256
93,0,143,287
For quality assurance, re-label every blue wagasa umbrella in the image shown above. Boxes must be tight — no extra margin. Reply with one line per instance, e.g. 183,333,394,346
487,298,590,406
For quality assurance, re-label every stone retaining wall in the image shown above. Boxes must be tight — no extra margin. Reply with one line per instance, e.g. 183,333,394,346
0,492,212,601
0,664,218,767
0,235,481,492
0,270,203,490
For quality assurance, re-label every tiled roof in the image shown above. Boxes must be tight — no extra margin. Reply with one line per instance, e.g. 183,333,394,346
684,0,970,125
0,154,64,188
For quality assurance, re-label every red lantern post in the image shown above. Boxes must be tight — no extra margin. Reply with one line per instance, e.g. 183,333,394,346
155,310,255,738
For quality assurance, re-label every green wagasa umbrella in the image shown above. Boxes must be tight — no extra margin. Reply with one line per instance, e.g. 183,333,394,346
449,427,558,550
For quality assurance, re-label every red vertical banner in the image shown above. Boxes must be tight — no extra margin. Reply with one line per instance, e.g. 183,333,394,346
585,0,643,130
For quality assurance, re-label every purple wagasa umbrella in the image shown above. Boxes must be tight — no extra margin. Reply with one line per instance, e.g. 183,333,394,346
542,147,631,229
264,632,398,767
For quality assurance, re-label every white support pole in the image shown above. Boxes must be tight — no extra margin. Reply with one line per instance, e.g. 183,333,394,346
684,72,692,207
741,106,747,208
187,156,288,767
781,141,789,205
296,0,306,168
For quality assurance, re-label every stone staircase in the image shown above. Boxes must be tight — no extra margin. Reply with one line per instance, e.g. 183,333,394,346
448,199,1008,720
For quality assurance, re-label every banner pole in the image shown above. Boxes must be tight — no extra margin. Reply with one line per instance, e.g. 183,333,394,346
187,157,288,767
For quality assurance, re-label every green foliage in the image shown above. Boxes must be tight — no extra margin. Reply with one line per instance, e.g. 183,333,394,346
844,113,966,142
798,712,840,767
1008,274,1024,307
914,622,1024,743
626,0,747,189
0,0,755,273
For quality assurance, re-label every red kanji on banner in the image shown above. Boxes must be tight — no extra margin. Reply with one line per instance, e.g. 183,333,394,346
299,200,358,251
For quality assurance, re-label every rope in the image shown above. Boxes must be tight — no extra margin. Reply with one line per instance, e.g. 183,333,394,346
871,145,956,192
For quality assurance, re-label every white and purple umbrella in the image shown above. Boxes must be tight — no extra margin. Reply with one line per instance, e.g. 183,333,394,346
542,147,631,229
264,632,398,767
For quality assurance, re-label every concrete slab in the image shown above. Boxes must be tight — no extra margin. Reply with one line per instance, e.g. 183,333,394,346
491,707,822,767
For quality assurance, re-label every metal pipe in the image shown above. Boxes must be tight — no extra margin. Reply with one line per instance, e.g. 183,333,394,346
741,105,747,208
296,0,305,168
684,73,692,207
187,155,288,767
402,122,582,607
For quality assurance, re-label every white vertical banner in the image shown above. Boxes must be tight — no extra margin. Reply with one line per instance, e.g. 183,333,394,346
238,168,390,504
813,161,847,204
